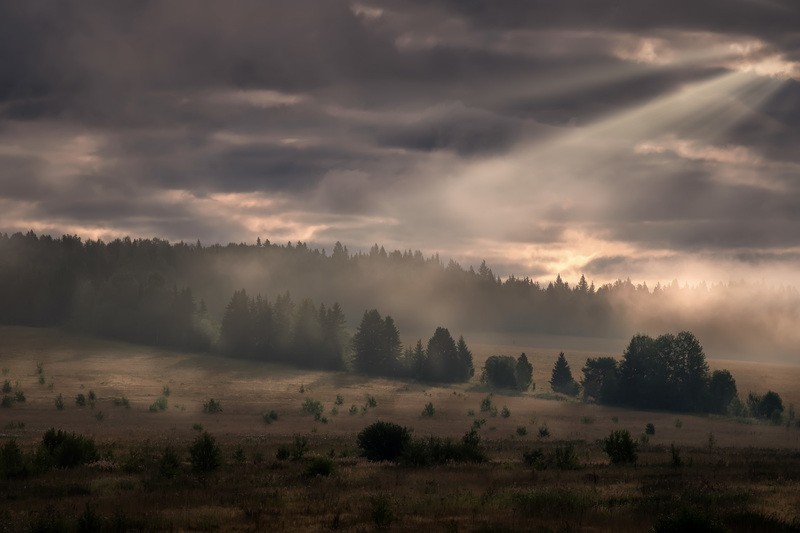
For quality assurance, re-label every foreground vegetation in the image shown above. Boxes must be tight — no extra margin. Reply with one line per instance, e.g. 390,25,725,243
2,427,800,532
2,327,800,531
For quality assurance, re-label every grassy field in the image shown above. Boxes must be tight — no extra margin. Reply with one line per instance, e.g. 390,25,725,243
1,326,800,531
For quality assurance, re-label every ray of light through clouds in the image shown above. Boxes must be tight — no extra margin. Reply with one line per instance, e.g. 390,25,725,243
1,0,799,286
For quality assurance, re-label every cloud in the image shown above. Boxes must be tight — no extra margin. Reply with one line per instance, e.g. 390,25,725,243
1,0,800,287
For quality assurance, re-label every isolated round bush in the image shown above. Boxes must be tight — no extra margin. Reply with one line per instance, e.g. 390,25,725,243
189,432,221,473
357,421,411,462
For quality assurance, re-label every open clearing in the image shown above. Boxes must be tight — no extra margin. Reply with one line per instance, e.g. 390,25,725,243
1,326,800,531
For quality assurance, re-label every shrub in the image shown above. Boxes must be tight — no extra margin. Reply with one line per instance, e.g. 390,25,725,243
674,418,683,428
39,428,98,469
203,398,223,413
1,380,11,394
0,395,12,408
421,402,435,417
480,395,493,412
348,404,358,415
335,394,344,406
552,443,580,470
522,447,546,470
302,398,324,420
75,393,87,407
55,394,65,410
291,435,308,461
192,423,203,431
0,439,28,479
501,406,511,418
162,385,171,397
305,455,336,477
14,389,26,403
357,421,411,462
365,395,378,408
88,389,96,403
581,416,595,424
112,396,130,408
603,430,638,464
189,432,221,473
149,396,168,412
94,410,104,421
276,445,291,461
645,423,655,435
233,446,246,463
159,446,181,478
263,410,279,424
516,426,528,436
538,424,550,438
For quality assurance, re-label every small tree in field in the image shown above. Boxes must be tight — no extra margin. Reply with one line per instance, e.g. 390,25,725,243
189,432,222,474
550,352,579,396
603,430,638,465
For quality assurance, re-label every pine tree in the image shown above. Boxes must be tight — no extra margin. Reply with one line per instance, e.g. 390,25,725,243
550,352,579,396
456,336,475,381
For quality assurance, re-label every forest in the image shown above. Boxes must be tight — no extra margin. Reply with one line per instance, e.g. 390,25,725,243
2,231,799,360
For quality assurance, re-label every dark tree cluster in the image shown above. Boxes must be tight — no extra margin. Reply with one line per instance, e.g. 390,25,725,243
581,332,739,413
481,353,533,391
220,290,348,370
550,352,580,396
352,311,474,382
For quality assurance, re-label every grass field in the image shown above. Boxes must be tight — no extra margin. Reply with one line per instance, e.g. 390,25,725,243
1,326,799,531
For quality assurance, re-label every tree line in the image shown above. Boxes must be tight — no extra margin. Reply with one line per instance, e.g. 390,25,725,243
3,231,798,360
482,331,785,419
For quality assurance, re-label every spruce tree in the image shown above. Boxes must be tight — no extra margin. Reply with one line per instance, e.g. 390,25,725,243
550,352,579,396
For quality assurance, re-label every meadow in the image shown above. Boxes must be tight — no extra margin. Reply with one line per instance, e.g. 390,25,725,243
1,326,799,531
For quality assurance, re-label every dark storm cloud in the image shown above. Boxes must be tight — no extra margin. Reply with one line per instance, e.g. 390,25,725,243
1,0,799,283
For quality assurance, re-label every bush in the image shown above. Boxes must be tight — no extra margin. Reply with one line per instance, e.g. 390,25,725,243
75,393,87,407
365,395,378,408
39,428,98,469
76,503,103,533
0,395,12,408
1,380,11,394
14,390,25,403
305,455,336,477
645,423,655,435
263,410,279,424
112,396,130,408
357,421,411,462
538,424,550,438
162,385,171,397
0,439,28,479
149,396,168,412
55,393,65,410
522,447,546,470
501,406,511,418
348,404,358,415
421,402,435,417
334,394,344,406
552,443,580,470
480,396,493,412
159,446,181,478
302,398,324,420
603,430,638,465
399,429,487,467
276,445,291,461
291,435,309,461
516,426,528,436
189,432,221,473
203,398,223,413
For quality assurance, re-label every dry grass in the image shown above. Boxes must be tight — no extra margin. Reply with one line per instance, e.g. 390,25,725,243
2,326,800,531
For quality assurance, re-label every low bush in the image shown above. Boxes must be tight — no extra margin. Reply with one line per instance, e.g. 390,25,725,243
500,406,511,418
357,421,411,462
421,402,435,417
55,394,65,410
112,396,130,408
1,380,11,394
263,410,279,424
0,439,29,479
39,428,98,469
75,393,87,407
603,430,638,465
203,398,222,413
516,426,528,436
189,432,221,474
0,395,12,408
305,455,336,477
645,423,656,435
149,396,168,412
159,446,181,478
302,398,324,420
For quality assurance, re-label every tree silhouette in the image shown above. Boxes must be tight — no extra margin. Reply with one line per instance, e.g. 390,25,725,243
550,352,579,396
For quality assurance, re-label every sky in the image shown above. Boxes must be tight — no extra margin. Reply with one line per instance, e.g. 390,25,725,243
1,0,799,286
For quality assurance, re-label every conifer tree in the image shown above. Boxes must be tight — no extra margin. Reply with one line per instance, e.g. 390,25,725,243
550,352,579,396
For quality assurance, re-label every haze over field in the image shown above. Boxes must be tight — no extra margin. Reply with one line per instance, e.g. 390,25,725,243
1,0,799,288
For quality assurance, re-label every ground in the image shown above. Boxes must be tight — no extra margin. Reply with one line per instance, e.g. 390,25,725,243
1,326,799,531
